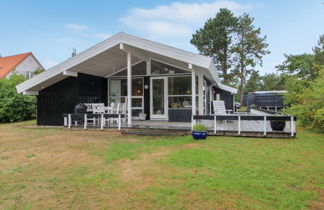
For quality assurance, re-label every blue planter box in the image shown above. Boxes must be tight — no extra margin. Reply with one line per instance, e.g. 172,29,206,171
192,131,208,140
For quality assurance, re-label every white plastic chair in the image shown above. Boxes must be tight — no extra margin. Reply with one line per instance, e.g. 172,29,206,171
119,103,127,123
212,101,232,115
105,103,120,125
85,103,105,126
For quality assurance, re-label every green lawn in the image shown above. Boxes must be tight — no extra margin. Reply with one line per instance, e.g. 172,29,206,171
0,121,323,209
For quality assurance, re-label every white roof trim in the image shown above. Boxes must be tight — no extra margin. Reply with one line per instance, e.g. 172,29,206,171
208,62,237,94
16,32,237,94
63,71,78,77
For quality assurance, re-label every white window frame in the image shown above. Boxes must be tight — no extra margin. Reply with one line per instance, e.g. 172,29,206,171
168,76,198,109
108,78,144,117
150,76,168,120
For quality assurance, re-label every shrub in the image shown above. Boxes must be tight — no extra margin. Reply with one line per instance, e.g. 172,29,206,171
0,75,36,123
284,68,324,131
192,124,208,132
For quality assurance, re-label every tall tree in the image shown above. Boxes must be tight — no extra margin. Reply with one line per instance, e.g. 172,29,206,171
244,70,261,94
313,34,324,65
261,73,286,91
276,54,318,81
277,34,324,130
232,13,270,104
191,8,238,84
278,35,324,82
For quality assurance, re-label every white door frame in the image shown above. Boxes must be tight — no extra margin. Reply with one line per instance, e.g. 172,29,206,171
150,77,168,120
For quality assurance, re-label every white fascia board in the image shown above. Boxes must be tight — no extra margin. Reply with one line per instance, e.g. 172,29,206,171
16,33,124,93
63,71,78,77
119,33,211,69
120,43,149,62
15,32,213,94
208,62,237,94
23,91,39,96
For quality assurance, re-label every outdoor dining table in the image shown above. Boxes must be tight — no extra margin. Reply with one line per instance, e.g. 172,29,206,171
104,106,121,114
104,106,114,113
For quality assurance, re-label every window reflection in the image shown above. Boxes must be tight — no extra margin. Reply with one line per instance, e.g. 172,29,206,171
151,60,188,75
168,76,193,109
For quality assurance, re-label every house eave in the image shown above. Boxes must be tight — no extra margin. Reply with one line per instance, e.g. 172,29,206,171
16,32,236,94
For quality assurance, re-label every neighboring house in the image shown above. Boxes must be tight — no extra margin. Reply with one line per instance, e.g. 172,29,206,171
0,52,44,79
16,32,237,126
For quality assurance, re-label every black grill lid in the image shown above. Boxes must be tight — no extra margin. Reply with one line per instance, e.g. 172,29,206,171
74,103,87,114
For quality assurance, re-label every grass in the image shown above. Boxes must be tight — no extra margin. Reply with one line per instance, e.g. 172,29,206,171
0,121,323,209
237,106,248,112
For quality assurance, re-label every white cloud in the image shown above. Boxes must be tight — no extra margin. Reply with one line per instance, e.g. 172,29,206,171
94,33,112,40
120,0,250,38
44,59,59,69
65,24,88,30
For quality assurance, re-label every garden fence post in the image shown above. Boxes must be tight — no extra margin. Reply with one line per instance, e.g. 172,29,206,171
118,114,121,130
291,116,294,137
214,115,217,135
64,116,67,126
100,114,104,130
238,115,241,135
191,115,195,130
68,114,71,129
264,116,267,136
84,114,87,130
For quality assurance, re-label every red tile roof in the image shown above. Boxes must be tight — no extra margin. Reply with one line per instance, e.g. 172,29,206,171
0,52,33,78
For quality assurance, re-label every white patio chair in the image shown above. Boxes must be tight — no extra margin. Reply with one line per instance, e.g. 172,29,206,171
119,103,127,123
85,103,105,126
212,100,233,125
212,100,232,115
105,103,120,125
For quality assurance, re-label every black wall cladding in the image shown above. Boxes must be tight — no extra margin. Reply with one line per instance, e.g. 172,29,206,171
214,87,233,111
37,73,107,125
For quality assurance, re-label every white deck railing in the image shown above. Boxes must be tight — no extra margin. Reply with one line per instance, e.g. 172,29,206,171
64,113,125,130
192,114,296,137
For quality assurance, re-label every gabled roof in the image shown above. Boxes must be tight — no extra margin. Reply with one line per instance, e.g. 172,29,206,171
16,32,237,94
0,52,32,78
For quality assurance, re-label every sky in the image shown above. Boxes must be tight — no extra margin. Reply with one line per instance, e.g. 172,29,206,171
0,0,323,75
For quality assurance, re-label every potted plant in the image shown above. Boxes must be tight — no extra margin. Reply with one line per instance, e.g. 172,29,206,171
192,124,208,140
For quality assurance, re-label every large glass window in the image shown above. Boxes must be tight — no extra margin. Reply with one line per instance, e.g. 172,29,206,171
120,78,143,96
109,80,121,98
169,96,192,108
168,76,194,109
113,61,147,76
168,77,191,95
151,60,189,75
108,78,144,117
132,79,143,96
152,78,165,115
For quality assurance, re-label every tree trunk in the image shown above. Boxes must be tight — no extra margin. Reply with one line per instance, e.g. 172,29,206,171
223,47,228,84
239,53,245,105
240,78,245,105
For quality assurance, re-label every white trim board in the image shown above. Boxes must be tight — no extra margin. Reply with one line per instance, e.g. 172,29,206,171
16,32,237,94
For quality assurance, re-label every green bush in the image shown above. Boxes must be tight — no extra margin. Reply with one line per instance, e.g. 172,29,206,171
192,124,208,132
0,75,36,123
284,68,324,131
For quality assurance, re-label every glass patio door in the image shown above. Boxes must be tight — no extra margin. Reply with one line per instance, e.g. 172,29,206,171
150,77,168,119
